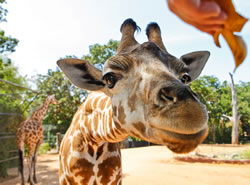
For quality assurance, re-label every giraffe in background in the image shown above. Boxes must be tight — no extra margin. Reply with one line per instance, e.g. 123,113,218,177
57,18,210,185
16,94,58,185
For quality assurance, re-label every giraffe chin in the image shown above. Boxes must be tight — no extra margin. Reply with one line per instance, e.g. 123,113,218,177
155,126,209,154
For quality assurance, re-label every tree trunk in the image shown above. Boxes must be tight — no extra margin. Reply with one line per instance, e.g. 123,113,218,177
212,123,216,143
229,73,239,144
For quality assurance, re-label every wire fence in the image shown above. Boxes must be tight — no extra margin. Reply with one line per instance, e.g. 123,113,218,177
0,79,39,177
0,132,19,177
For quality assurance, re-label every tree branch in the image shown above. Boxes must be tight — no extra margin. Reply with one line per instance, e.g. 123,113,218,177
0,79,39,93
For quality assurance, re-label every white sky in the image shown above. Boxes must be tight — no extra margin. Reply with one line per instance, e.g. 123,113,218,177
2,0,250,83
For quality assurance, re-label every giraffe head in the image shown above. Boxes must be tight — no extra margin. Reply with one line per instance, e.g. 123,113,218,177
47,94,59,105
58,19,209,154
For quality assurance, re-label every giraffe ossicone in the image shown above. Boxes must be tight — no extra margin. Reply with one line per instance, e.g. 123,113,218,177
57,18,209,185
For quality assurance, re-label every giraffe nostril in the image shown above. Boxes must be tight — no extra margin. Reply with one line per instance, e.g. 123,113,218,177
159,88,177,103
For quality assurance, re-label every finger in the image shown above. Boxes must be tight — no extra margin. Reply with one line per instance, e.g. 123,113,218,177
183,18,224,32
198,1,221,18
193,23,224,32
201,11,228,25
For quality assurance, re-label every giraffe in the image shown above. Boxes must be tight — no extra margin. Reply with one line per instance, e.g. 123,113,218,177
16,94,58,185
57,18,210,185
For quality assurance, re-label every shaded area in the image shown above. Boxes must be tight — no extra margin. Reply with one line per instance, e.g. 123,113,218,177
0,153,59,185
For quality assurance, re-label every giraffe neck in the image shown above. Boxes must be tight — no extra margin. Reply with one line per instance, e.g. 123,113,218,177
78,91,128,145
59,92,125,184
31,97,51,122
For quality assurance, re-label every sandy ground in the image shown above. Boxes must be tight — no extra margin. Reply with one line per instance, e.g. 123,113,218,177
1,144,250,185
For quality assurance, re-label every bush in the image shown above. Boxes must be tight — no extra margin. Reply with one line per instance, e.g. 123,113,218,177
38,142,51,155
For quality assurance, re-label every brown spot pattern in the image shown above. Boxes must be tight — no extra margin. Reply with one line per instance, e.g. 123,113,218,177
127,76,142,112
133,122,146,134
114,121,121,130
112,106,117,117
96,144,104,160
72,133,84,152
98,156,121,185
61,178,68,185
66,175,78,185
111,172,122,185
70,157,95,185
108,143,119,153
118,104,126,125
88,145,94,157
130,131,142,140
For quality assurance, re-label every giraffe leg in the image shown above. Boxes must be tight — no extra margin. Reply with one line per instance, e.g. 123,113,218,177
32,155,37,183
18,149,25,185
27,144,35,185
27,156,35,185
32,141,41,183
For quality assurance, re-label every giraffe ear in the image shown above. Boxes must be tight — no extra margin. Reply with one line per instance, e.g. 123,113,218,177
57,58,105,91
180,51,210,81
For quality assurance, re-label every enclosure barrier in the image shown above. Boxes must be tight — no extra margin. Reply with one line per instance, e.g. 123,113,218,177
0,133,18,177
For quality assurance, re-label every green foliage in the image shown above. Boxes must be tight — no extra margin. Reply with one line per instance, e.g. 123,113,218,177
128,136,142,141
82,40,119,65
237,82,250,139
0,30,19,53
190,76,229,143
32,68,88,134
0,0,21,132
23,40,119,141
240,148,250,159
38,143,51,155
190,76,250,144
35,39,119,136
0,0,7,22
0,134,18,177
0,1,19,54
0,56,31,132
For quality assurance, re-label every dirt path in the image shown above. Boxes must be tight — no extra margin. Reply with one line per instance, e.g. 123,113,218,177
1,145,250,185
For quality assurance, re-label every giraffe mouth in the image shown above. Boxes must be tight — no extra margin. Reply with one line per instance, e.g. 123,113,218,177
154,126,208,154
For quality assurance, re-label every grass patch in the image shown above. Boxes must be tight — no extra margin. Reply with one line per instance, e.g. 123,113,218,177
240,149,250,159
38,143,51,155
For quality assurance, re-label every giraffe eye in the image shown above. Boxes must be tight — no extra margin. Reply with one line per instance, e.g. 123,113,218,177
102,73,117,89
181,73,191,84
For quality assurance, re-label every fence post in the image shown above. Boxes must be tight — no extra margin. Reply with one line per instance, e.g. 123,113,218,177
56,132,62,153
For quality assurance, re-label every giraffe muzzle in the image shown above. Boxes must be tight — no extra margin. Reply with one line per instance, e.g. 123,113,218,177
153,125,209,154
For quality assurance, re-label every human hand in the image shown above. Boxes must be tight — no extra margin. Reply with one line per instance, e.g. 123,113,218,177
167,0,227,34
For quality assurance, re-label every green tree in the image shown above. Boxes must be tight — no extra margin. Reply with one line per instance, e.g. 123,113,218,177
0,0,7,22
32,68,87,135
236,81,250,142
0,56,31,132
0,1,19,54
0,30,18,53
190,76,232,143
0,0,22,177
32,39,119,138
0,0,22,132
82,39,119,65
190,76,250,144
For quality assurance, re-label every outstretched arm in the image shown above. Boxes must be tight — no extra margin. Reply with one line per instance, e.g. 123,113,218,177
167,0,227,34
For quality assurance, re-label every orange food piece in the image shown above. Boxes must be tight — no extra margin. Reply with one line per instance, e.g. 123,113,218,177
203,0,248,69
